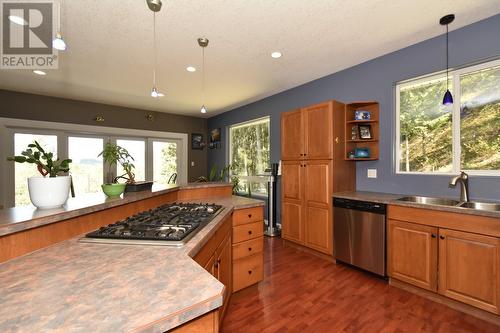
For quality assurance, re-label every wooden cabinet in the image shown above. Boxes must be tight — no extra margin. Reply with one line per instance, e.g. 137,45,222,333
281,101,355,256
232,207,264,292
388,205,500,316
438,229,500,314
194,215,232,326
387,219,438,292
281,109,303,160
304,102,334,159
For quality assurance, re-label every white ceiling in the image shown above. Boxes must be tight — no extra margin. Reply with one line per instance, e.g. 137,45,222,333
1,0,499,117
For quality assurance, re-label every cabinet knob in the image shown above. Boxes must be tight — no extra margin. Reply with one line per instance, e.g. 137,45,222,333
214,262,219,268
335,137,339,144
431,234,436,238
248,230,252,235
440,235,445,240
248,247,252,251
248,214,252,218
248,270,252,275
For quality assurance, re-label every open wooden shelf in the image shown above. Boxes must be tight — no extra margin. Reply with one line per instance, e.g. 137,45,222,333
344,101,380,161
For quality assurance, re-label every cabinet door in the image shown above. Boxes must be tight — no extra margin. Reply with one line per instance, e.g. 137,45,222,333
304,160,331,207
281,160,303,201
216,233,232,320
438,229,500,314
387,220,438,291
305,206,332,254
304,102,333,159
281,109,303,160
204,254,216,277
282,201,304,244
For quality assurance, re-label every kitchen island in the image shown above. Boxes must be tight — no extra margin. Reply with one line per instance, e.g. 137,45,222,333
0,183,264,332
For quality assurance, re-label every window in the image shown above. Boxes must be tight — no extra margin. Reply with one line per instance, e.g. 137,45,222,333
229,117,270,195
14,133,57,206
396,59,500,174
68,136,104,195
2,118,188,208
152,140,178,185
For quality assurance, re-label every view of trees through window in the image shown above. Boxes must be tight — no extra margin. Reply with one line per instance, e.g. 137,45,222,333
398,61,500,173
68,137,103,196
230,118,270,195
153,141,178,185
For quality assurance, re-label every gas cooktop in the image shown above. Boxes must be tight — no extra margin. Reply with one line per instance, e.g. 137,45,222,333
80,203,223,247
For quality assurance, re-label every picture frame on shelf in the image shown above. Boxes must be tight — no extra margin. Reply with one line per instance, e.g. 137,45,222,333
358,124,372,139
191,133,205,150
351,125,358,140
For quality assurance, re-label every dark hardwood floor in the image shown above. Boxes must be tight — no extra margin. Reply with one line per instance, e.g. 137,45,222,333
222,237,499,333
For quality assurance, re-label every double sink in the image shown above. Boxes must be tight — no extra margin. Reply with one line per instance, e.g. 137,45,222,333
397,196,500,212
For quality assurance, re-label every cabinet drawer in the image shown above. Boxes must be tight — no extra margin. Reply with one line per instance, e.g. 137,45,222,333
232,237,263,260
233,253,263,292
232,207,263,226
233,221,263,243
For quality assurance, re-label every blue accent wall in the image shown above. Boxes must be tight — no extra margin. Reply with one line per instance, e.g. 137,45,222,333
208,14,500,208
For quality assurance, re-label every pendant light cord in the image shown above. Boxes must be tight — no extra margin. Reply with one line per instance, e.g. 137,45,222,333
446,23,449,90
202,46,205,103
153,11,157,88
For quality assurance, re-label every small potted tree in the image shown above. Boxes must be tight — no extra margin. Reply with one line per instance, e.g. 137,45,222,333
7,141,72,209
98,142,153,196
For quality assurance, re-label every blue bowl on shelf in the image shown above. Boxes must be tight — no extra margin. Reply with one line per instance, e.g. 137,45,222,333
354,148,370,158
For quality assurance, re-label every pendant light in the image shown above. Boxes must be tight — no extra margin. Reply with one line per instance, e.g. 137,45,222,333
440,14,455,106
198,38,209,113
148,0,164,98
52,0,67,51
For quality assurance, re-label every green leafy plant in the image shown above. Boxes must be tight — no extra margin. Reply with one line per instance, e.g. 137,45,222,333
7,141,71,177
196,164,242,195
98,142,136,184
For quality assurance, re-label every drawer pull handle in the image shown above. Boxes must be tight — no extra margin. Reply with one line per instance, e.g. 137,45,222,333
248,214,252,218
248,247,252,251
248,270,252,275
248,231,252,235
440,235,445,240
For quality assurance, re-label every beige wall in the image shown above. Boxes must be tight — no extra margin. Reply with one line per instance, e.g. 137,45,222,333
0,89,207,181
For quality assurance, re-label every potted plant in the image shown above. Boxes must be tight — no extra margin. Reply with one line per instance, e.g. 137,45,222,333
7,141,72,209
98,143,153,197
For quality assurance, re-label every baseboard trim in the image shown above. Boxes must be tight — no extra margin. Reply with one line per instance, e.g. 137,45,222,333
390,278,500,327
282,239,335,262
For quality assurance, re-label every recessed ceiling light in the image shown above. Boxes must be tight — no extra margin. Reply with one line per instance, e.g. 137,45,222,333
8,15,27,26
33,70,46,76
186,66,196,72
271,51,282,59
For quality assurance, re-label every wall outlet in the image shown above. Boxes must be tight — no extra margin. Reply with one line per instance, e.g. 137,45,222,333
367,169,377,178
191,161,195,167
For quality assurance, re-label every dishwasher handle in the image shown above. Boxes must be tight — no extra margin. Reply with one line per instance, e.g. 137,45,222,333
333,197,386,214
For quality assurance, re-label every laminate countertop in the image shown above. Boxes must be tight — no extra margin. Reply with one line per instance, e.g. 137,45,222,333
0,182,232,237
333,191,500,218
0,193,264,333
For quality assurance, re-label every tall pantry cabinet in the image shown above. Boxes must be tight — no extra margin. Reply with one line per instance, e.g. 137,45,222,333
281,101,356,255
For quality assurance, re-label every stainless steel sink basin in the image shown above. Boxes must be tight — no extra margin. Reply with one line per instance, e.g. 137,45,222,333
459,202,500,212
397,196,461,207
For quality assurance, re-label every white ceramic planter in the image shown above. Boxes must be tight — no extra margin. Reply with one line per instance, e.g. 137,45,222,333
28,176,71,209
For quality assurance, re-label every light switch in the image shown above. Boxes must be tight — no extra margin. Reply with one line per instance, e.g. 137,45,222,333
367,169,377,178
191,161,195,167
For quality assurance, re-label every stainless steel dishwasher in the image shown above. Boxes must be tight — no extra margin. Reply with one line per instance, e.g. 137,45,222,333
333,197,386,276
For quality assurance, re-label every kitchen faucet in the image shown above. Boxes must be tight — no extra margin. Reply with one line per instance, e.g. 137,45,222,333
449,171,470,202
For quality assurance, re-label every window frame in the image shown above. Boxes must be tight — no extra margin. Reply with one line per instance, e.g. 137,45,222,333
0,117,188,208
395,58,500,176
228,116,271,197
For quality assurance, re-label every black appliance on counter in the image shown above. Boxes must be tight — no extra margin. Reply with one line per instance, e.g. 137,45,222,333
80,203,223,247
